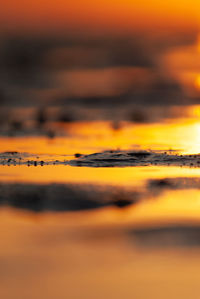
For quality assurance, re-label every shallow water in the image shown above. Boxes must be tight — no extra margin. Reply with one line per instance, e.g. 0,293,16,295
1,162,200,298
1,187,200,299
2,207,200,299
2,116,200,298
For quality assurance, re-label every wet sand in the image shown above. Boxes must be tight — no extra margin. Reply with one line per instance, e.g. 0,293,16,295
2,149,200,168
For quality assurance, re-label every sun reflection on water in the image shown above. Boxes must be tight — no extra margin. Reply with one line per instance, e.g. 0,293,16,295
2,115,200,156
194,74,200,90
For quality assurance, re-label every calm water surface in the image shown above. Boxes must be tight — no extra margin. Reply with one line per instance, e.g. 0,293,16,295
1,116,200,298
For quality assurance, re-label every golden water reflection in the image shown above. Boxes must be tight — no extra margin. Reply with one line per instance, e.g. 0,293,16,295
1,186,200,299
2,116,200,156
2,112,200,298
1,165,200,185
2,163,200,227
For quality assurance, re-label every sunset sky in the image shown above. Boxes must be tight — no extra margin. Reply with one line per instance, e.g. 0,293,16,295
0,0,199,123
0,0,198,35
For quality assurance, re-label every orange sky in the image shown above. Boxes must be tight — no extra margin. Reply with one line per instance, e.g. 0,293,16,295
0,0,198,35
